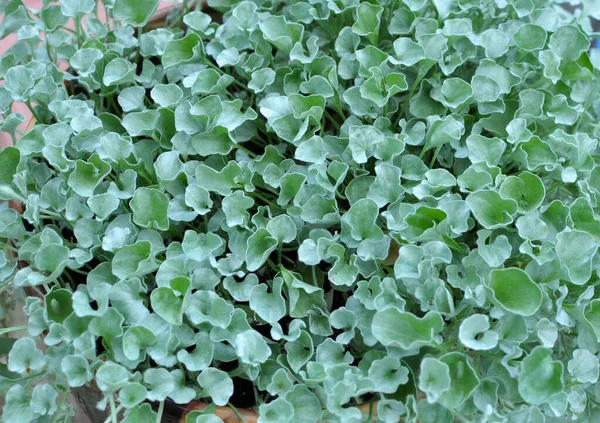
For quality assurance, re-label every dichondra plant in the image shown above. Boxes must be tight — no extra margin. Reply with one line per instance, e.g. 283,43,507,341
1,0,600,422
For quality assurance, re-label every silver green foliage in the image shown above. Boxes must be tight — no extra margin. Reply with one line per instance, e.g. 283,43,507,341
1,0,600,422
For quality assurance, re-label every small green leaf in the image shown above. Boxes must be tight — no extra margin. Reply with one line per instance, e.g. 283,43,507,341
119,383,148,408
118,86,146,112
248,68,276,93
182,230,223,262
514,24,547,51
246,228,278,271
479,29,509,59
144,368,174,401
499,172,545,213
466,190,518,229
548,25,590,62
392,38,425,66
234,330,271,366
162,33,203,68
197,368,233,406
249,277,286,324
130,187,170,231
555,230,597,285
440,78,473,109
177,332,214,372
60,0,95,17
112,240,158,280
113,0,160,27
367,357,409,393
418,357,451,404
123,326,157,361
458,314,499,350
222,191,254,228
567,349,599,384
3,385,37,422
471,74,501,103
438,353,479,409
150,84,184,108
518,347,564,405
487,268,542,316
30,384,57,416
96,362,130,392
122,110,160,137
103,58,136,87
150,277,191,325
61,355,91,387
45,288,73,324
372,309,444,349
266,214,297,244
352,3,383,44
8,337,45,374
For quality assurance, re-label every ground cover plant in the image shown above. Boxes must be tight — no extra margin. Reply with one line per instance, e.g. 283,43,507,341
1,0,600,422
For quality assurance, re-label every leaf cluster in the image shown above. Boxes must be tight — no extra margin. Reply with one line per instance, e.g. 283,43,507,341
1,0,600,422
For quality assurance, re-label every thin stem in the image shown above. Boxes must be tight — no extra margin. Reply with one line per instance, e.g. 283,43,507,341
250,191,280,210
227,403,248,423
364,401,374,422
102,405,123,423
324,109,341,131
235,144,257,157
25,101,42,123
109,395,118,423
429,145,442,168
108,95,122,117
204,61,251,93
4,371,45,383
395,72,425,127
0,325,27,336
75,17,82,49
334,93,347,121
0,241,19,253
155,401,164,423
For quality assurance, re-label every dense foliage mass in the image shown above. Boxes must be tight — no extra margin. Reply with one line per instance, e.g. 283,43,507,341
2,0,600,421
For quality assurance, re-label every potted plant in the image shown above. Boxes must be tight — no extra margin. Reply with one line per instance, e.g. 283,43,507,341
2,0,600,422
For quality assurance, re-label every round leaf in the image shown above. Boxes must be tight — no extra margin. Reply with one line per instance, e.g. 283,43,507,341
487,268,542,316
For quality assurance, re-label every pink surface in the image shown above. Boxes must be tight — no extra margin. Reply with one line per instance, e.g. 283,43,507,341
0,1,174,148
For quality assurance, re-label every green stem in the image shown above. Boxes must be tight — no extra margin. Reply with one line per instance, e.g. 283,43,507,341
395,72,425,127
250,191,280,210
25,101,42,123
565,381,581,389
103,405,123,423
204,61,251,93
334,93,347,120
0,241,19,253
75,17,82,48
235,144,256,157
155,401,164,423
364,401,374,422
109,395,118,423
227,403,248,423
429,145,442,168
108,95,122,117
39,210,73,229
5,371,45,383
45,38,53,63
324,109,341,131
0,325,27,336
452,410,471,423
